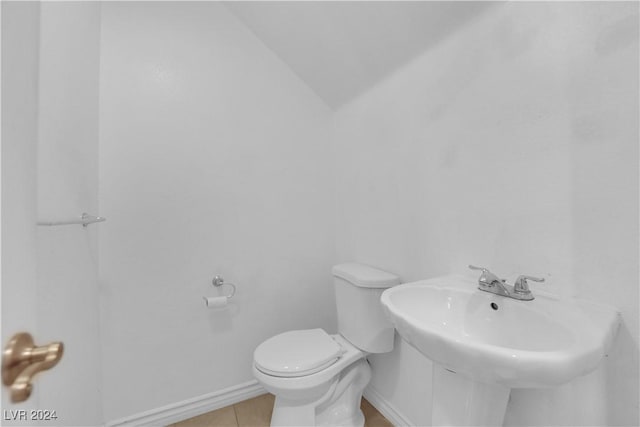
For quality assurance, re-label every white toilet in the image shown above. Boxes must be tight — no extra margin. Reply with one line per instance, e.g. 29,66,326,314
252,263,400,426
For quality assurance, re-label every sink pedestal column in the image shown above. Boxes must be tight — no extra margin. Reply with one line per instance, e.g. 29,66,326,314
432,364,510,426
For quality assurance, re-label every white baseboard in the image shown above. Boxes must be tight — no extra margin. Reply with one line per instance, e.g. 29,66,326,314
106,380,266,427
104,379,410,427
363,386,414,427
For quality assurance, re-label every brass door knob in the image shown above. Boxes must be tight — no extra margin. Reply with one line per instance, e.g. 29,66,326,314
2,332,64,402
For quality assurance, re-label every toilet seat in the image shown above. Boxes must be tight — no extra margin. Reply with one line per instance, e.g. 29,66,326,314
254,329,344,378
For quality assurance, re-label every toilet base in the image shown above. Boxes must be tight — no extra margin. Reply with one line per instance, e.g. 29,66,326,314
269,359,371,427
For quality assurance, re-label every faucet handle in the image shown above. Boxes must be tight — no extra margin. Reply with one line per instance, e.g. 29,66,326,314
513,275,545,294
468,265,504,285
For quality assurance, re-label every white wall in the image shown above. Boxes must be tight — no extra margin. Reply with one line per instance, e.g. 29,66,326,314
334,2,638,426
36,3,103,425
98,2,334,422
1,0,40,411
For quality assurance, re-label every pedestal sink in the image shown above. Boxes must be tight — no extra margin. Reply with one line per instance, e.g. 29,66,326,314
380,274,620,426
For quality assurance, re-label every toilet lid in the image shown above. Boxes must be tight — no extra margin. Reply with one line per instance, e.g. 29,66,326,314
254,329,343,378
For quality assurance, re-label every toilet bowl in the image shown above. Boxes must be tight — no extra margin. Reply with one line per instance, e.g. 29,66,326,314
253,332,370,426
252,263,400,427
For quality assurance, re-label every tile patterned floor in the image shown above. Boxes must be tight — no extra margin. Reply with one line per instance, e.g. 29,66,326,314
170,394,393,427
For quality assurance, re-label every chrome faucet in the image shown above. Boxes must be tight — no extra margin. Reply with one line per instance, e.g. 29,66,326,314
468,265,544,301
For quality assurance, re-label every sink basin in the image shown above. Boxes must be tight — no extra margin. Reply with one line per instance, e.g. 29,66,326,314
380,274,620,426
381,274,619,388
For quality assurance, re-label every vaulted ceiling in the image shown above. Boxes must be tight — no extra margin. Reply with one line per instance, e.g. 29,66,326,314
225,1,495,108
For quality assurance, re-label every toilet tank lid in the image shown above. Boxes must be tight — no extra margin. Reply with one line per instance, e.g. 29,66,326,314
332,263,400,288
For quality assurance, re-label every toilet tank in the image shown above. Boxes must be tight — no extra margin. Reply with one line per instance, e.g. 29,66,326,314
332,263,400,353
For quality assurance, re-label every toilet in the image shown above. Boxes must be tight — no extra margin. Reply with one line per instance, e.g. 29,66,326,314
252,263,400,426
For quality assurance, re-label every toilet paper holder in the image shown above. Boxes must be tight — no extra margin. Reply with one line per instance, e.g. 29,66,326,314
211,275,236,299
